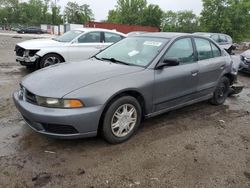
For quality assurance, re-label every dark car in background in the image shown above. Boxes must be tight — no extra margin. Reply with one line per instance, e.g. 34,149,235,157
17,27,47,34
240,50,250,73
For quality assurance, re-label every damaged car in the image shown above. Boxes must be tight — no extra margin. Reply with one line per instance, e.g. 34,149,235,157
14,33,239,144
194,32,236,54
15,28,126,69
239,50,250,73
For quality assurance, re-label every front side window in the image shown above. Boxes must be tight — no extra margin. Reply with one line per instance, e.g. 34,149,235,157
78,32,101,43
96,36,168,67
104,32,123,43
194,38,213,60
164,38,195,64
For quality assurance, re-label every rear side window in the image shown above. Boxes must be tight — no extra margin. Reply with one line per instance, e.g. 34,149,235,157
219,35,228,43
210,42,221,57
226,36,232,43
104,32,123,43
194,38,213,60
164,38,194,64
211,35,219,43
78,32,101,43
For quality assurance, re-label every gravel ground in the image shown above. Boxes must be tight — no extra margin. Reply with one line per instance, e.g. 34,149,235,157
0,34,250,188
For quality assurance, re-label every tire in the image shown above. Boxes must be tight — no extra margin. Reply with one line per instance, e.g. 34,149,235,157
210,76,230,105
102,96,142,144
40,53,64,68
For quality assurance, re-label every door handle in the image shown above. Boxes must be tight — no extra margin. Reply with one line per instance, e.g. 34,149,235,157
191,70,199,77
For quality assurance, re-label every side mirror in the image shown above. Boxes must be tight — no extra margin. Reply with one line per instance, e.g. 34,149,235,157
156,57,180,69
163,57,180,66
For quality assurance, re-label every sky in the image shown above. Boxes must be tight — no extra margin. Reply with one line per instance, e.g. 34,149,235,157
58,0,203,21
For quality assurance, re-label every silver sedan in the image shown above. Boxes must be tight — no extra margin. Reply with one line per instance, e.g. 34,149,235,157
14,33,236,144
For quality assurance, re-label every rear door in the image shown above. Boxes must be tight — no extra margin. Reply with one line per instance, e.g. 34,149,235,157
68,31,103,61
153,37,199,111
194,37,226,95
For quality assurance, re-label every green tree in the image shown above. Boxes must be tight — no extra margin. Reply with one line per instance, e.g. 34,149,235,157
64,2,94,24
141,4,163,28
115,0,147,25
0,0,63,26
107,9,119,23
200,0,250,41
107,0,163,28
162,10,200,33
51,1,63,25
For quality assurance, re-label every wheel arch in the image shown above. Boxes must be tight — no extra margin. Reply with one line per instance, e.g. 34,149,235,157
40,52,65,62
222,73,235,85
97,89,146,134
38,52,66,68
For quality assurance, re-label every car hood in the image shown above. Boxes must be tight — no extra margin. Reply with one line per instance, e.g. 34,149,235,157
17,38,67,50
22,59,144,98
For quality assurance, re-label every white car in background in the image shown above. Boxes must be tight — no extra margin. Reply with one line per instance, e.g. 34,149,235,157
15,28,126,69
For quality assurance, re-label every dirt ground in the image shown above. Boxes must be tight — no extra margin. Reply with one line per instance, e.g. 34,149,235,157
0,34,250,188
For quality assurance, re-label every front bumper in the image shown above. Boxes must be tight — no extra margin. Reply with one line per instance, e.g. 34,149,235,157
16,55,39,66
13,91,103,139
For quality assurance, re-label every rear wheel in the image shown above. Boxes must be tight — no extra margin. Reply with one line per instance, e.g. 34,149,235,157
102,96,142,144
210,76,230,105
40,53,64,68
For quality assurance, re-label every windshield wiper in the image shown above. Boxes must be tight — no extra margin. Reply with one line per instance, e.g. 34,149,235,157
93,55,102,61
100,57,130,65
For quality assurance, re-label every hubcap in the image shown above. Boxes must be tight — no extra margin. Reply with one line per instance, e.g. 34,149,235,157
111,104,137,138
44,56,61,67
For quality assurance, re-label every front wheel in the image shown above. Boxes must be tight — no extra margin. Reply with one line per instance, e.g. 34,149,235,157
210,76,230,105
102,96,142,144
40,54,64,68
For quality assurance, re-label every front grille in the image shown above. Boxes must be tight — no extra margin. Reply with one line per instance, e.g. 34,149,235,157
42,124,79,134
15,45,25,57
25,89,37,105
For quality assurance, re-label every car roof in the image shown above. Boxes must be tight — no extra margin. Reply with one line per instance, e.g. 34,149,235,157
134,32,190,39
72,28,126,36
194,32,231,37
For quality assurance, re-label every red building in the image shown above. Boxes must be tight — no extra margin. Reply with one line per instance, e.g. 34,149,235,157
84,21,160,34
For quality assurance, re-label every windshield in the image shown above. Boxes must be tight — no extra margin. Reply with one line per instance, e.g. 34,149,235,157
96,37,168,67
54,30,84,42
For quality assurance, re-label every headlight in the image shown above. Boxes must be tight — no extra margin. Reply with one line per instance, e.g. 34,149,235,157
24,50,29,57
24,49,40,57
35,96,84,108
241,55,249,62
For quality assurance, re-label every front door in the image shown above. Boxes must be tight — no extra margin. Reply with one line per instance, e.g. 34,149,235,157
68,31,107,61
153,37,199,112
